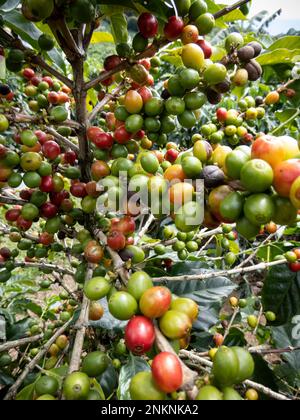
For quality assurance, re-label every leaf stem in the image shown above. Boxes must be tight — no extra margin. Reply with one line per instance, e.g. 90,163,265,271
271,109,300,135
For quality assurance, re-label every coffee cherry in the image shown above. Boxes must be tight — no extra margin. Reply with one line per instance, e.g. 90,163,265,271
245,388,259,400
265,91,280,105
230,297,239,307
237,46,255,62
247,315,258,329
265,311,276,322
138,13,158,38
164,16,184,41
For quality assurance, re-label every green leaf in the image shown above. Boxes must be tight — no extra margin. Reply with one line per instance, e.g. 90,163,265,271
2,9,41,49
99,363,118,399
0,0,20,11
117,354,150,400
0,371,14,386
6,317,32,340
90,378,106,400
110,14,128,44
192,331,214,352
161,54,183,68
163,266,236,332
211,46,226,62
275,109,298,123
47,49,67,74
133,0,170,20
257,49,300,66
224,327,247,347
90,299,127,331
272,323,300,379
26,302,43,316
251,355,279,400
262,265,300,326
2,10,66,73
268,36,300,51
16,382,36,400
256,243,286,262
98,0,137,12
91,32,115,44
0,308,15,325
223,9,247,22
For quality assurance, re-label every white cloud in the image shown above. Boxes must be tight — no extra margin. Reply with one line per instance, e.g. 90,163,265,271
250,0,300,20
222,0,300,20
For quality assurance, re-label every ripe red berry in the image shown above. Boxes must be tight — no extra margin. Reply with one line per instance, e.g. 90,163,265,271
42,76,53,88
23,68,35,80
138,86,152,103
64,150,77,165
20,190,33,201
138,13,159,38
197,39,213,59
94,131,114,150
16,216,32,231
48,91,59,104
40,176,55,193
151,352,183,393
213,333,225,347
107,230,126,251
164,16,184,41
41,202,58,218
35,130,48,144
289,262,300,272
5,208,21,222
70,182,87,198
244,133,254,143
125,316,155,355
0,247,11,260
139,59,151,71
216,107,228,122
104,55,122,71
39,232,54,246
42,141,61,160
31,76,42,87
165,148,179,163
114,126,132,144
50,190,69,207
100,71,114,86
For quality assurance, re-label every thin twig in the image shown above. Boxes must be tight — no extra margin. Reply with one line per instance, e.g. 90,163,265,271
153,259,287,282
96,230,129,285
0,334,43,353
52,272,78,302
223,307,240,340
249,345,300,355
0,195,26,206
67,266,92,374
88,82,125,123
237,232,278,269
134,214,155,245
4,318,73,400
85,0,251,91
0,27,73,88
213,0,252,19
0,261,75,276
179,350,291,401
45,127,79,154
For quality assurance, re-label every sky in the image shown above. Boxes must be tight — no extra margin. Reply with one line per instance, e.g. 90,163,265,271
223,0,300,34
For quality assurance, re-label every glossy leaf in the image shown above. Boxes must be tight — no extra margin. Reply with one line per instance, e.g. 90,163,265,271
117,354,150,400
262,265,300,326
257,49,300,66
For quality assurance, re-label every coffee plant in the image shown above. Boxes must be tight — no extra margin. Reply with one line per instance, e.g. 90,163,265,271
0,0,299,402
